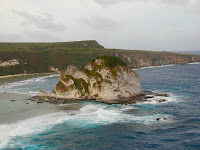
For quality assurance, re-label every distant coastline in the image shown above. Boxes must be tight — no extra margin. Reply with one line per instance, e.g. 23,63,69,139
133,62,200,70
1,40,200,77
1,62,200,79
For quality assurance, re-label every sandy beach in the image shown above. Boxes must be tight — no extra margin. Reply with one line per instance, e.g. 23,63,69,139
0,73,53,79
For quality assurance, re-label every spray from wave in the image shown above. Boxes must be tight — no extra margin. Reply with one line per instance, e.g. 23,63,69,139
0,102,173,149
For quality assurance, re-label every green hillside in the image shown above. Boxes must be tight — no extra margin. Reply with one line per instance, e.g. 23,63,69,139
0,40,199,76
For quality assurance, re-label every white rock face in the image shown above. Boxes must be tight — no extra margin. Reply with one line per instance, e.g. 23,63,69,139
49,66,61,73
48,56,142,102
0,59,19,67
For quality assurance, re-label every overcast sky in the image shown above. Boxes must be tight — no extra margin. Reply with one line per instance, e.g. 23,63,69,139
0,0,200,51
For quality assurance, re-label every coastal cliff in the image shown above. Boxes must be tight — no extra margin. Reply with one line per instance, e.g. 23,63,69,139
38,56,142,103
118,52,200,69
0,40,200,76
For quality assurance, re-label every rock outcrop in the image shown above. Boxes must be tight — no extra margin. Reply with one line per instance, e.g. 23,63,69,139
39,56,142,103
49,66,61,73
0,59,19,67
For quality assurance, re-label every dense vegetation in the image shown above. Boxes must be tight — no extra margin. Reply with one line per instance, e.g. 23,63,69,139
0,40,199,76
0,40,107,75
61,74,89,95
93,56,127,68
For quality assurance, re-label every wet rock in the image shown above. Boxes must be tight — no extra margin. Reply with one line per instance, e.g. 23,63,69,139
29,88,170,105
156,93,169,97
43,97,49,102
156,99,167,103
29,96,39,101
143,91,154,95
156,117,167,121
70,113,76,116
144,95,155,99
38,90,48,97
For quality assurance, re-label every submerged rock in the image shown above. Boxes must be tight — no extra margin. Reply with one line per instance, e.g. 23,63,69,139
156,117,167,121
144,95,155,99
156,99,167,103
155,93,169,97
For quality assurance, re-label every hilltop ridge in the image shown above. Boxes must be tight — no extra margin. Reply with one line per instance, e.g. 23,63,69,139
0,40,200,76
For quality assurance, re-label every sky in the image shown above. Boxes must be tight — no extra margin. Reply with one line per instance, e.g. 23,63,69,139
0,0,200,51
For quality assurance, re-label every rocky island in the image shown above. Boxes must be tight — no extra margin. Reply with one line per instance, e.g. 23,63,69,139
31,56,169,104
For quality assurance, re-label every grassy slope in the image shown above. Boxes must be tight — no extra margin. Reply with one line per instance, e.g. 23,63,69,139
0,40,199,76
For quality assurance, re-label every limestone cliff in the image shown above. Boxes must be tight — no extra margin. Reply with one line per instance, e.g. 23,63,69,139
118,52,200,69
0,59,19,67
42,56,142,102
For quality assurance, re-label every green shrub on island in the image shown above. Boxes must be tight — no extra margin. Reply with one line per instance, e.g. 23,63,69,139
93,56,127,68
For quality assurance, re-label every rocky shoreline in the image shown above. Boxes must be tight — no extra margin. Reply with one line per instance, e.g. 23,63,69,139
28,90,170,105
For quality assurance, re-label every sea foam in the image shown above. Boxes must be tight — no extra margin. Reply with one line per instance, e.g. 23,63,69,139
187,62,200,65
0,102,172,148
140,93,181,105
0,74,59,95
133,64,176,70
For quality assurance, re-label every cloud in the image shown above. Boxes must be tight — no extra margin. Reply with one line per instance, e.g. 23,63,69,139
92,0,133,6
92,0,200,7
92,0,200,14
24,29,61,42
80,16,120,31
13,10,66,32
0,33,23,42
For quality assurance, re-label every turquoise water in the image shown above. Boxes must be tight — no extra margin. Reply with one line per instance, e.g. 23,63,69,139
0,63,200,149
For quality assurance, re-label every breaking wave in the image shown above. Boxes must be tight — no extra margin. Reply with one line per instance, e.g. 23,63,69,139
133,64,176,70
187,62,200,65
0,101,173,149
0,74,59,96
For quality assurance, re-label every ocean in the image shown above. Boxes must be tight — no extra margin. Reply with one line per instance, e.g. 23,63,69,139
0,63,199,150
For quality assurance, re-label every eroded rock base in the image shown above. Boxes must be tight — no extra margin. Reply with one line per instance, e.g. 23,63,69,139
29,91,169,105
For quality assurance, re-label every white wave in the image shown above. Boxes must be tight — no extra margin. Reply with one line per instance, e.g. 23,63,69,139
80,104,103,113
5,74,59,88
0,102,173,148
0,74,60,95
0,88,38,96
0,111,73,149
137,93,181,105
133,61,200,71
133,64,176,70
6,74,59,88
187,62,200,65
29,91,39,96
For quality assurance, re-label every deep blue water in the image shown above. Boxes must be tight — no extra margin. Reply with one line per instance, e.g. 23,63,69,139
0,63,200,150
